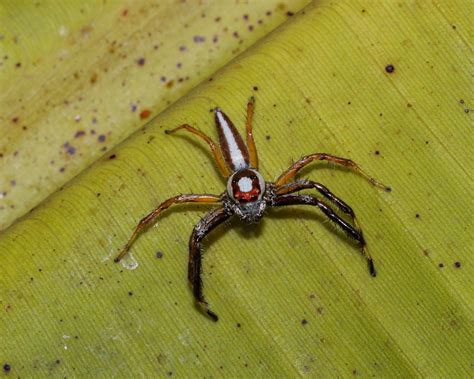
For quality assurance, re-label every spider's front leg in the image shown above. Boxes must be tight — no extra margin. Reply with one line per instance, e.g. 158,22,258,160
188,207,232,321
276,179,355,218
271,194,376,277
114,194,221,262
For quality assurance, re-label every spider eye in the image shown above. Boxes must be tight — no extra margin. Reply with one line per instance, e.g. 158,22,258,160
227,169,265,204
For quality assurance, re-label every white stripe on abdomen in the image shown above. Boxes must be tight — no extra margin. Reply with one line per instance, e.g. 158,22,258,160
216,109,247,170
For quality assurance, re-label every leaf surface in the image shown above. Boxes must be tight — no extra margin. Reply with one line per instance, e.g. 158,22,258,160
0,1,472,377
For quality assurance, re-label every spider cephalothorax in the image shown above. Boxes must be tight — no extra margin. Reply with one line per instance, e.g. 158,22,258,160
115,97,390,321
225,168,268,224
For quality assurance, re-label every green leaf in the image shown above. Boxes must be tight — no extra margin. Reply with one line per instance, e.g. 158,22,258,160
0,0,303,230
0,1,471,377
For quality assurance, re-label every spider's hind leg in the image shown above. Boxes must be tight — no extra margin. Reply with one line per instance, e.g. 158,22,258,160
165,124,230,178
245,96,258,169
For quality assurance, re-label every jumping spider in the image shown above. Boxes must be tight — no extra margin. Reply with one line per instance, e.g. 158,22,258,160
115,97,390,321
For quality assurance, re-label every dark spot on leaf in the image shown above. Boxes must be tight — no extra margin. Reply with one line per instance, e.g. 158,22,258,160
454,261,461,268
109,154,116,160
98,134,106,143
156,251,163,259
137,57,145,66
301,319,308,325
286,11,294,16
193,35,205,43
415,213,420,218
385,64,395,73
74,130,86,138
253,86,258,91
375,150,380,155
438,263,444,268
128,291,133,296
3,364,11,373
165,80,174,89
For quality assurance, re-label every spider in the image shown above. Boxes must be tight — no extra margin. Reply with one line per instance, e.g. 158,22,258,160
114,97,390,321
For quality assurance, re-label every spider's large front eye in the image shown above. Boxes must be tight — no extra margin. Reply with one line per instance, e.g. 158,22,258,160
227,169,265,204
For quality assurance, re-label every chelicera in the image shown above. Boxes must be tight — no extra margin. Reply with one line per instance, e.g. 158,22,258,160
115,97,390,321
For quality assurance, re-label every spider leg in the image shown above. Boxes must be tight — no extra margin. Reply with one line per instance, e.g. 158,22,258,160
114,194,221,262
276,180,373,270
276,179,355,217
245,96,258,169
272,194,376,277
274,153,391,192
165,124,231,177
188,207,232,321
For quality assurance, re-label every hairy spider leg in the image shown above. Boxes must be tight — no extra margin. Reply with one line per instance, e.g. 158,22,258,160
214,107,250,172
275,153,391,192
165,124,231,178
275,179,375,274
188,207,231,321
114,194,221,262
276,179,354,216
272,194,376,277
245,96,258,169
